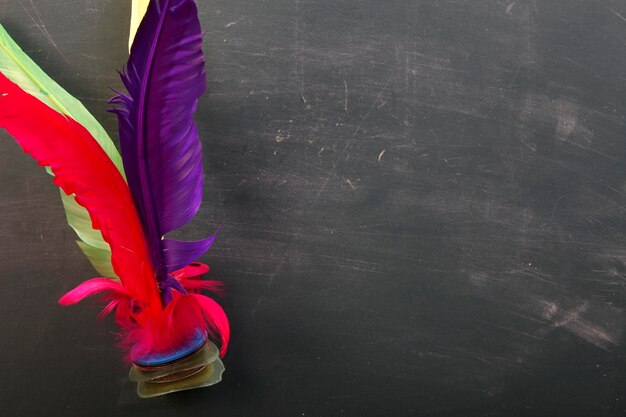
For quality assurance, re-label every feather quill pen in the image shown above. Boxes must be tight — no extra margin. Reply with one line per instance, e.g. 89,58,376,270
0,0,229,361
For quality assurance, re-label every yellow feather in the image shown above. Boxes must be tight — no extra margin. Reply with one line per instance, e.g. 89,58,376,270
129,0,150,51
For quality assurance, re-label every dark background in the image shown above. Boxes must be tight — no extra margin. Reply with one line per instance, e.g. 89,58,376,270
1,0,626,416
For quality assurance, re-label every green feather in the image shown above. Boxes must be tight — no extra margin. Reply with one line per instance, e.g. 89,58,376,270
0,24,122,279
75,241,117,279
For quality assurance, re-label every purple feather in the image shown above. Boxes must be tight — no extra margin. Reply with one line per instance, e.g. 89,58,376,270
109,0,215,303
163,232,218,272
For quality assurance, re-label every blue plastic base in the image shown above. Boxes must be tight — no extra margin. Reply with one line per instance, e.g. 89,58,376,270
132,329,207,367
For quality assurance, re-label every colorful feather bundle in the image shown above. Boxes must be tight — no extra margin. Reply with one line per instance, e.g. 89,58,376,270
0,0,229,364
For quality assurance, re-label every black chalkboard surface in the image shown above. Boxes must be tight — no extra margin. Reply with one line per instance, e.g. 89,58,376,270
2,1,626,416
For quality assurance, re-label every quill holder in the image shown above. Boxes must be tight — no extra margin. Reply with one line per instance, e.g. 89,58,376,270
128,262,225,398
130,339,225,398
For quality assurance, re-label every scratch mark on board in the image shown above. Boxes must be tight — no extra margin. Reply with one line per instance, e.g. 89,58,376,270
312,173,332,205
505,0,518,14
343,79,349,113
22,0,70,64
540,299,619,348
344,178,357,190
352,77,393,138
603,3,626,22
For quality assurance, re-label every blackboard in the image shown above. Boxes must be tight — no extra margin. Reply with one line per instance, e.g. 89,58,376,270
2,1,626,416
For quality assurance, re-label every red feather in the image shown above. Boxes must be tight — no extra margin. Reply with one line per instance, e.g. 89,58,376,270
0,73,160,311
